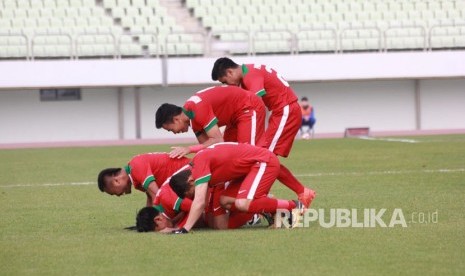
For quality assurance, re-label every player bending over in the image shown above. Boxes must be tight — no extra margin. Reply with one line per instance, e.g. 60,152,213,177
155,85,265,159
97,152,190,207
169,142,304,234
211,57,316,208
137,169,263,232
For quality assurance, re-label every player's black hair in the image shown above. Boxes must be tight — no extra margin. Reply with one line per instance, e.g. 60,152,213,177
301,96,308,101
136,207,160,232
211,57,240,81
97,168,122,192
155,103,183,129
169,169,192,198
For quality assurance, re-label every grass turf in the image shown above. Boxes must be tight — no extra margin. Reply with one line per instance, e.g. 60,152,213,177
1,135,464,275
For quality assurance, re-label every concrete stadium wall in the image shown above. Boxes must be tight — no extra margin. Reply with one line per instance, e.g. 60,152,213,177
0,52,464,144
1,79,464,144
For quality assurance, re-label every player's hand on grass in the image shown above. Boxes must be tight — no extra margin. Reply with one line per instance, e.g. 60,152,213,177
169,147,190,159
158,227,177,234
171,227,189,234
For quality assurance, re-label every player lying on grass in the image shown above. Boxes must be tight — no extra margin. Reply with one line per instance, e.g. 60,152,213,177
97,152,190,207
168,142,304,234
150,178,193,231
136,173,260,232
151,177,233,232
155,85,266,159
212,57,316,208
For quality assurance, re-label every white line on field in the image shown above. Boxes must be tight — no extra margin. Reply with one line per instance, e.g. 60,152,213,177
358,136,419,143
295,168,465,177
1,168,464,188
1,181,95,188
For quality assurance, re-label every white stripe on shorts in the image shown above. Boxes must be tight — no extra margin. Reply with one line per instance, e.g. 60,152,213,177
247,162,267,200
251,110,257,145
268,105,289,152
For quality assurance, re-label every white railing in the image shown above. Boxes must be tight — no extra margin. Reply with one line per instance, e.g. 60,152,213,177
1,24,464,60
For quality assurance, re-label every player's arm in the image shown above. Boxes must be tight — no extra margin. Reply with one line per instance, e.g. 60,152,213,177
176,183,208,232
197,124,223,146
169,125,224,159
171,211,186,225
144,181,159,207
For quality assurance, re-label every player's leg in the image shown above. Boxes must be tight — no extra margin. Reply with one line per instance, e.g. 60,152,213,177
205,184,229,229
278,164,316,208
234,158,298,214
266,102,301,157
262,103,307,192
219,180,255,229
234,110,258,145
259,102,316,207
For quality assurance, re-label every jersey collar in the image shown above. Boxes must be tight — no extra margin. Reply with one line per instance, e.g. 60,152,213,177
182,107,194,119
124,165,133,185
241,64,249,76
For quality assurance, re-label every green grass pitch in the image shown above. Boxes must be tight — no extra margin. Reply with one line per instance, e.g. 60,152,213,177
1,135,464,275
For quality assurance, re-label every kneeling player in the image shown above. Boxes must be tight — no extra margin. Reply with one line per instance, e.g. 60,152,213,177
169,142,304,234
136,172,231,232
97,152,190,207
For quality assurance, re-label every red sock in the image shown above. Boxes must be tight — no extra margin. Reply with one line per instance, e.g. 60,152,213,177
276,199,296,210
278,164,305,194
228,212,254,229
247,197,278,213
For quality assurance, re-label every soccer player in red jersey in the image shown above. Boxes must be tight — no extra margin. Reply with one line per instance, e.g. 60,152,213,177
135,206,173,232
155,85,266,159
136,176,245,232
97,152,191,207
168,142,303,234
211,57,316,208
151,164,193,229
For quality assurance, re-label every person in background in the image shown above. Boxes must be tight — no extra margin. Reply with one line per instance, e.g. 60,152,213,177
299,97,316,139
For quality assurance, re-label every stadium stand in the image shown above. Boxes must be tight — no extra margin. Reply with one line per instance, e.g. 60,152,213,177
0,0,464,59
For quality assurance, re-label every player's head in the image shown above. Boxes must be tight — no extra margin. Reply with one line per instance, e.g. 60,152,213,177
97,168,131,196
136,206,173,232
211,57,242,86
169,169,195,199
155,103,189,134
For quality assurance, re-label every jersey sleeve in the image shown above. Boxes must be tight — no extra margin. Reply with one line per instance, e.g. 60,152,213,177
192,153,212,186
184,100,218,136
180,198,193,212
161,193,189,213
129,158,156,191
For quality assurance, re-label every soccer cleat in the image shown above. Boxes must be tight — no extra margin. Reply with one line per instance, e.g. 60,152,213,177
261,212,275,227
246,213,262,226
289,200,305,228
298,187,316,209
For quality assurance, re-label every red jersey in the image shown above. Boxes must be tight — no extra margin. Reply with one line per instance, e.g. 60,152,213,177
153,183,192,220
241,64,298,111
190,142,276,187
125,153,190,192
182,85,257,137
